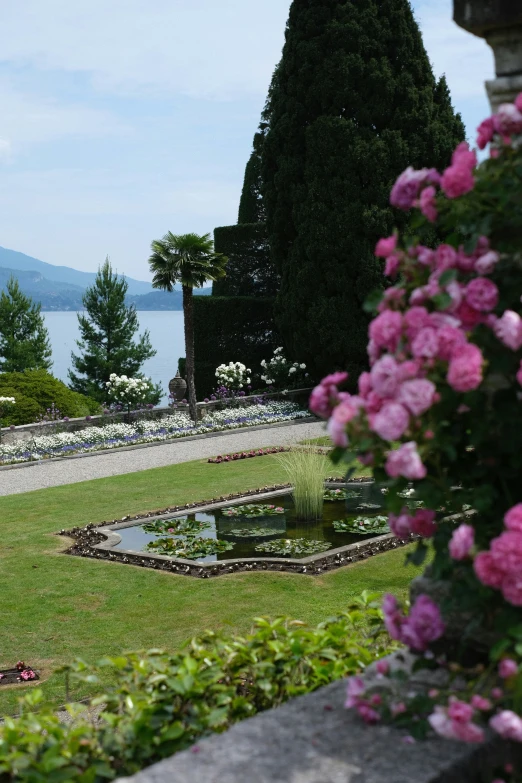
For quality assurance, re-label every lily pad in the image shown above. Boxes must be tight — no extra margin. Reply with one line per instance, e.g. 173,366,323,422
323,488,361,501
226,527,279,538
145,536,233,559
333,515,389,535
143,517,211,536
221,503,285,518
254,538,331,557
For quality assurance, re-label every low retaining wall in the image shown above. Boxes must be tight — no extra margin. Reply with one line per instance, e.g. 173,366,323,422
1,388,312,446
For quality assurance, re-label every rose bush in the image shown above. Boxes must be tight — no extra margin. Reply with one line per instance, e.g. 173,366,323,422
215,362,251,391
311,93,522,746
260,347,308,389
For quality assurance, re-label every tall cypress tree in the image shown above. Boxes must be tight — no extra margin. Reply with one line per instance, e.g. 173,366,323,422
262,0,465,381
237,129,268,225
0,277,52,373
69,258,159,403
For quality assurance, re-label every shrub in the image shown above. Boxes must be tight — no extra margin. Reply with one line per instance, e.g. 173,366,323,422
260,347,308,389
0,370,101,426
0,599,392,781
212,224,277,297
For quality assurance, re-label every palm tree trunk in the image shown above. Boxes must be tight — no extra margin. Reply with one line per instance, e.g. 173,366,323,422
182,285,198,422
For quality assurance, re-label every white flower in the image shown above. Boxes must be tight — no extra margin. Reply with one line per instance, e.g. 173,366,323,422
289,367,296,374
300,363,306,369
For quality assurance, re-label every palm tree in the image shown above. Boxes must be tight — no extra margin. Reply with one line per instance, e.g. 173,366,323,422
148,232,227,421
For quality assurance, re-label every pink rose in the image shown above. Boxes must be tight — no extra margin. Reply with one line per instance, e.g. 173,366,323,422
411,327,439,359
309,372,349,419
518,361,522,388
358,372,373,397
390,167,437,210
447,698,473,724
451,141,477,170
494,310,522,351
371,402,410,441
490,710,522,742
401,594,445,651
404,306,431,341
345,676,365,708
474,250,499,275
440,164,475,199
495,103,522,136
447,343,483,392
464,278,499,312
418,186,437,222
388,510,413,539
435,244,458,272
474,551,505,589
417,246,435,267
357,703,381,724
382,593,402,640
456,300,484,329
385,441,427,480
384,254,401,278
327,397,361,447
499,659,518,679
375,235,397,257
471,695,491,711
411,508,436,538
370,355,402,398
398,379,436,416
504,504,522,532
516,92,522,112
369,310,403,352
502,573,522,607
449,523,474,560
436,325,466,361
490,531,522,573
376,659,389,676
476,116,495,149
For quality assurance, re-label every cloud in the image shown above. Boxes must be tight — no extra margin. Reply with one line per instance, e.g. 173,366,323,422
0,0,291,100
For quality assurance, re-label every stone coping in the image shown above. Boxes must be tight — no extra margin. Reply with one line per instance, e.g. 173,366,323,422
0,416,317,472
60,480,407,578
116,657,521,783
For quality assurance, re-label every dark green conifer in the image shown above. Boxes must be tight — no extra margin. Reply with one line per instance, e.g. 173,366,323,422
0,277,52,373
262,0,465,380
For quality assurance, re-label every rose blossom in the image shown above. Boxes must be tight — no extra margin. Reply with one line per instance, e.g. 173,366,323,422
384,254,401,278
518,361,522,388
327,396,363,447
476,116,495,149
429,704,485,743
345,676,365,708
382,593,402,640
449,524,475,560
376,659,389,676
436,325,467,361
495,103,522,136
465,278,499,313
516,92,522,112
490,531,522,573
474,551,505,589
447,343,483,392
370,355,402,398
411,508,437,538
475,250,499,275
400,594,445,651
435,244,458,272
388,510,413,539
309,372,349,419
369,310,403,352
502,573,522,607
490,711,522,742
371,402,410,441
505,504,522,532
419,185,437,222
494,310,522,351
411,327,439,359
375,235,397,257
404,306,431,341
499,659,518,679
385,442,427,480
452,141,477,170
471,695,492,711
398,379,436,416
390,167,437,210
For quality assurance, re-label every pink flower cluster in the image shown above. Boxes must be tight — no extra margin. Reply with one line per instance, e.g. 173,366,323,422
428,697,485,743
344,676,382,724
388,508,436,539
383,594,444,652
490,710,522,742
476,92,522,150
448,523,474,560
474,504,522,606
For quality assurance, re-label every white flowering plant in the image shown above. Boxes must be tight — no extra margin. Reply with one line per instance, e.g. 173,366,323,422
105,374,156,414
0,396,15,443
215,362,251,391
260,348,308,390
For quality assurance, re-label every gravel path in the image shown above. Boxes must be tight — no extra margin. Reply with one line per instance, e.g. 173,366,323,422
0,420,325,496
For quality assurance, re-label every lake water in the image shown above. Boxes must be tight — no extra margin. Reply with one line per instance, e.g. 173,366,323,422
44,311,185,406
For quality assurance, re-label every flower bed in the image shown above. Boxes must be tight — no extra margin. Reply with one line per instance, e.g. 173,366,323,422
208,446,290,463
0,402,309,465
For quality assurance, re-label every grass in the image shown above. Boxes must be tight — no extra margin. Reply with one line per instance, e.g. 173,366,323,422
0,452,419,715
277,446,329,520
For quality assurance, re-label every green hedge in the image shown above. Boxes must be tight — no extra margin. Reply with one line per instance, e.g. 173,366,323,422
0,598,391,781
212,223,278,297
0,370,101,426
190,296,279,397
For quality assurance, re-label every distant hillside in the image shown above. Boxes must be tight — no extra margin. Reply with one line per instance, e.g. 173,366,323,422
0,265,211,311
0,246,154,296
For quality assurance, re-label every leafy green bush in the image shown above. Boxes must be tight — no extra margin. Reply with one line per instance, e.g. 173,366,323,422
0,596,392,781
0,370,101,426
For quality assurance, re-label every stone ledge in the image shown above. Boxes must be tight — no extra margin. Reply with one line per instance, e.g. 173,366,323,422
115,676,521,783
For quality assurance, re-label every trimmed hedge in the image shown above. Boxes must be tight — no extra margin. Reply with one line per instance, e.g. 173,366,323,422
187,296,279,398
212,223,278,297
0,370,101,426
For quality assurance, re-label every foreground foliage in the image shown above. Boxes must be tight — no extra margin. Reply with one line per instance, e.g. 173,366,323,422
0,596,392,782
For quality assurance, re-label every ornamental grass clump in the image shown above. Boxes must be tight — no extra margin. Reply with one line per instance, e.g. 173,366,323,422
277,446,328,521
311,92,522,747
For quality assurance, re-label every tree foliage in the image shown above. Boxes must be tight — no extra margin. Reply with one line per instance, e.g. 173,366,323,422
261,0,465,381
0,277,52,373
69,259,158,403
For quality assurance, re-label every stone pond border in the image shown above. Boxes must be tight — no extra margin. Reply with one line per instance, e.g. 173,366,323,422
59,480,409,578
0,415,317,472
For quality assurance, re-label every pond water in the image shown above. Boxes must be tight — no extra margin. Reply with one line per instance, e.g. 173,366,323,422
112,481,390,562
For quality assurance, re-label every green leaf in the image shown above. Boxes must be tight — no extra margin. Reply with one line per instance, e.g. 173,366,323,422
432,292,453,311
405,541,428,567
438,269,458,286
363,288,384,313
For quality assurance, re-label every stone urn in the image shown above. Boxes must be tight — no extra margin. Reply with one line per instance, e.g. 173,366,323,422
168,371,187,402
453,0,522,109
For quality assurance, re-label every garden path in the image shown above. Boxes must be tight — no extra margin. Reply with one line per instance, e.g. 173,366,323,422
0,420,325,496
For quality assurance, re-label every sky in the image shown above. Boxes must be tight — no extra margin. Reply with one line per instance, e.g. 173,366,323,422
0,0,493,282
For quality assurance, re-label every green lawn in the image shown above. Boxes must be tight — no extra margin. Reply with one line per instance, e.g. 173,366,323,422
0,454,418,715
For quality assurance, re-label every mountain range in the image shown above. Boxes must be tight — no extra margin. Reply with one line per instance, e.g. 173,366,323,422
0,247,210,310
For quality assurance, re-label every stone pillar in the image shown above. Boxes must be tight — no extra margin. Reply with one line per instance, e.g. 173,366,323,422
453,1,522,110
